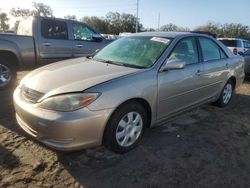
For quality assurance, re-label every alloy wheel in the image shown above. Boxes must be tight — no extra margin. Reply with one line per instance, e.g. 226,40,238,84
0,64,12,87
222,83,233,104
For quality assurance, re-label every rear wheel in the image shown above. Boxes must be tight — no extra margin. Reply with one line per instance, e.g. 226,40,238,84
104,102,147,153
214,79,234,107
0,60,16,89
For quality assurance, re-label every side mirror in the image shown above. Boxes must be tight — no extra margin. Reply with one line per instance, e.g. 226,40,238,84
160,59,186,72
92,33,103,42
238,51,244,56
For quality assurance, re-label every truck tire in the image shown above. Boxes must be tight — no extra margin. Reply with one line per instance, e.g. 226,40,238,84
0,59,17,89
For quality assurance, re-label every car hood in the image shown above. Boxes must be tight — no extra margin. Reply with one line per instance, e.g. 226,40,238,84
21,57,141,99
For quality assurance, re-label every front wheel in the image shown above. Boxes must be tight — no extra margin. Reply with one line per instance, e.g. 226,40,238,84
214,80,234,107
104,102,147,153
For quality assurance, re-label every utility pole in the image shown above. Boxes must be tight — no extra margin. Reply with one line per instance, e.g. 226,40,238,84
136,0,139,33
158,12,161,31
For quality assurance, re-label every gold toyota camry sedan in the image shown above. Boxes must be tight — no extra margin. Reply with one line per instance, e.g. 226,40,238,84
14,32,245,153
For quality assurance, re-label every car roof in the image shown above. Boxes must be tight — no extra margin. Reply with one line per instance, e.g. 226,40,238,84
130,31,210,39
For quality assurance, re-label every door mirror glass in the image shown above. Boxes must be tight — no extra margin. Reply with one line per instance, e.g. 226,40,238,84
160,59,186,72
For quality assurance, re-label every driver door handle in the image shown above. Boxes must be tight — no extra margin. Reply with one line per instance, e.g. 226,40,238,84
75,44,83,48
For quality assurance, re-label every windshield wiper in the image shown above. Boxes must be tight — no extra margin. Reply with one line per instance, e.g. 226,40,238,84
93,58,145,69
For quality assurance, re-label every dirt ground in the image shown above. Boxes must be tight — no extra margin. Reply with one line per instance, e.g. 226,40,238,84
1,71,250,188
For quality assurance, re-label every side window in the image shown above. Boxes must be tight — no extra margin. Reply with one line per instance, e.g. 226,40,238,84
168,37,199,65
199,37,226,61
73,23,95,41
41,19,68,40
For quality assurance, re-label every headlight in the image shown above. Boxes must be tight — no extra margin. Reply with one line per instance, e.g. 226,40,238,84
38,93,100,112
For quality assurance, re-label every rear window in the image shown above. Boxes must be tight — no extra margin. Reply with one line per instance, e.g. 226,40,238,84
41,19,68,40
17,18,33,36
219,39,242,48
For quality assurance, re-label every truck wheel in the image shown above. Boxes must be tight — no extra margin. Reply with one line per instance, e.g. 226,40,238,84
0,60,16,89
104,102,147,153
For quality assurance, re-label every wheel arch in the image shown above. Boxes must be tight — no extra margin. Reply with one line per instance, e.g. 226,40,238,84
0,50,19,70
102,97,152,144
228,76,236,90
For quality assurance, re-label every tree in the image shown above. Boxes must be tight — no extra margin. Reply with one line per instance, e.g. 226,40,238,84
144,28,156,32
10,8,32,18
32,2,53,17
221,23,250,39
64,15,77,20
160,23,189,32
105,12,143,34
10,2,53,18
195,22,250,39
195,22,221,36
0,12,9,31
10,2,53,32
81,16,108,33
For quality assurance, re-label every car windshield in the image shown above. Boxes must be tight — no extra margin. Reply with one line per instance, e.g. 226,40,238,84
93,36,171,68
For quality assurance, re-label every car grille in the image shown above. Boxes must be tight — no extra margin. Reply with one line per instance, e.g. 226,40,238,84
21,85,44,103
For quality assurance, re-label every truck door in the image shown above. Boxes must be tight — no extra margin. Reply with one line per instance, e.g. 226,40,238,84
38,18,72,65
72,22,108,57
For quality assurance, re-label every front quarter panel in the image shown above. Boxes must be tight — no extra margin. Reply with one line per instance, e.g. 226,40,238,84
85,70,158,125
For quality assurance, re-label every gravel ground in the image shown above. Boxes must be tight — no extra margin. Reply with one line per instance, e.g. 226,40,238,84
1,72,250,188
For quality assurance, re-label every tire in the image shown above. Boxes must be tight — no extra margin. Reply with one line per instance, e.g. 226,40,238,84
214,79,234,107
104,102,147,153
0,59,17,90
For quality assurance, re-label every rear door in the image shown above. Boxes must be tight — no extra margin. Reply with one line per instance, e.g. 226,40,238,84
72,22,108,57
198,37,229,98
38,18,72,65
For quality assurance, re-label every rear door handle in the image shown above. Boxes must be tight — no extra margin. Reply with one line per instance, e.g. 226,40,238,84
196,69,203,76
75,44,83,48
42,42,51,47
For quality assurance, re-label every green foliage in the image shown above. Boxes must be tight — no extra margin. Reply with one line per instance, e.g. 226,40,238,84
0,12,9,31
10,2,53,18
10,2,53,32
31,2,53,17
160,23,189,32
81,16,109,33
10,8,32,18
81,12,143,34
64,15,77,20
195,22,250,39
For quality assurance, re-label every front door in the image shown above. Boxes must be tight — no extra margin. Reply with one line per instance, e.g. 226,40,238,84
72,22,108,57
157,37,206,120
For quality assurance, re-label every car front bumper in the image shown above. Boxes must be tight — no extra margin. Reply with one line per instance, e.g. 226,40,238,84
13,87,113,151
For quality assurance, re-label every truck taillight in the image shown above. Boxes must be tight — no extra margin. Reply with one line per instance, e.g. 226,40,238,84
233,48,238,55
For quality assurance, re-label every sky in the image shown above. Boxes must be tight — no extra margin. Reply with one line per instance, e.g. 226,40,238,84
1,0,250,30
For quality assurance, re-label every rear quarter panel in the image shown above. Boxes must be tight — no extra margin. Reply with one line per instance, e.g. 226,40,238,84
0,34,36,67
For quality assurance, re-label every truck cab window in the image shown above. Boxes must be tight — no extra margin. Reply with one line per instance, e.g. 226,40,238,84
73,23,95,41
41,19,68,40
